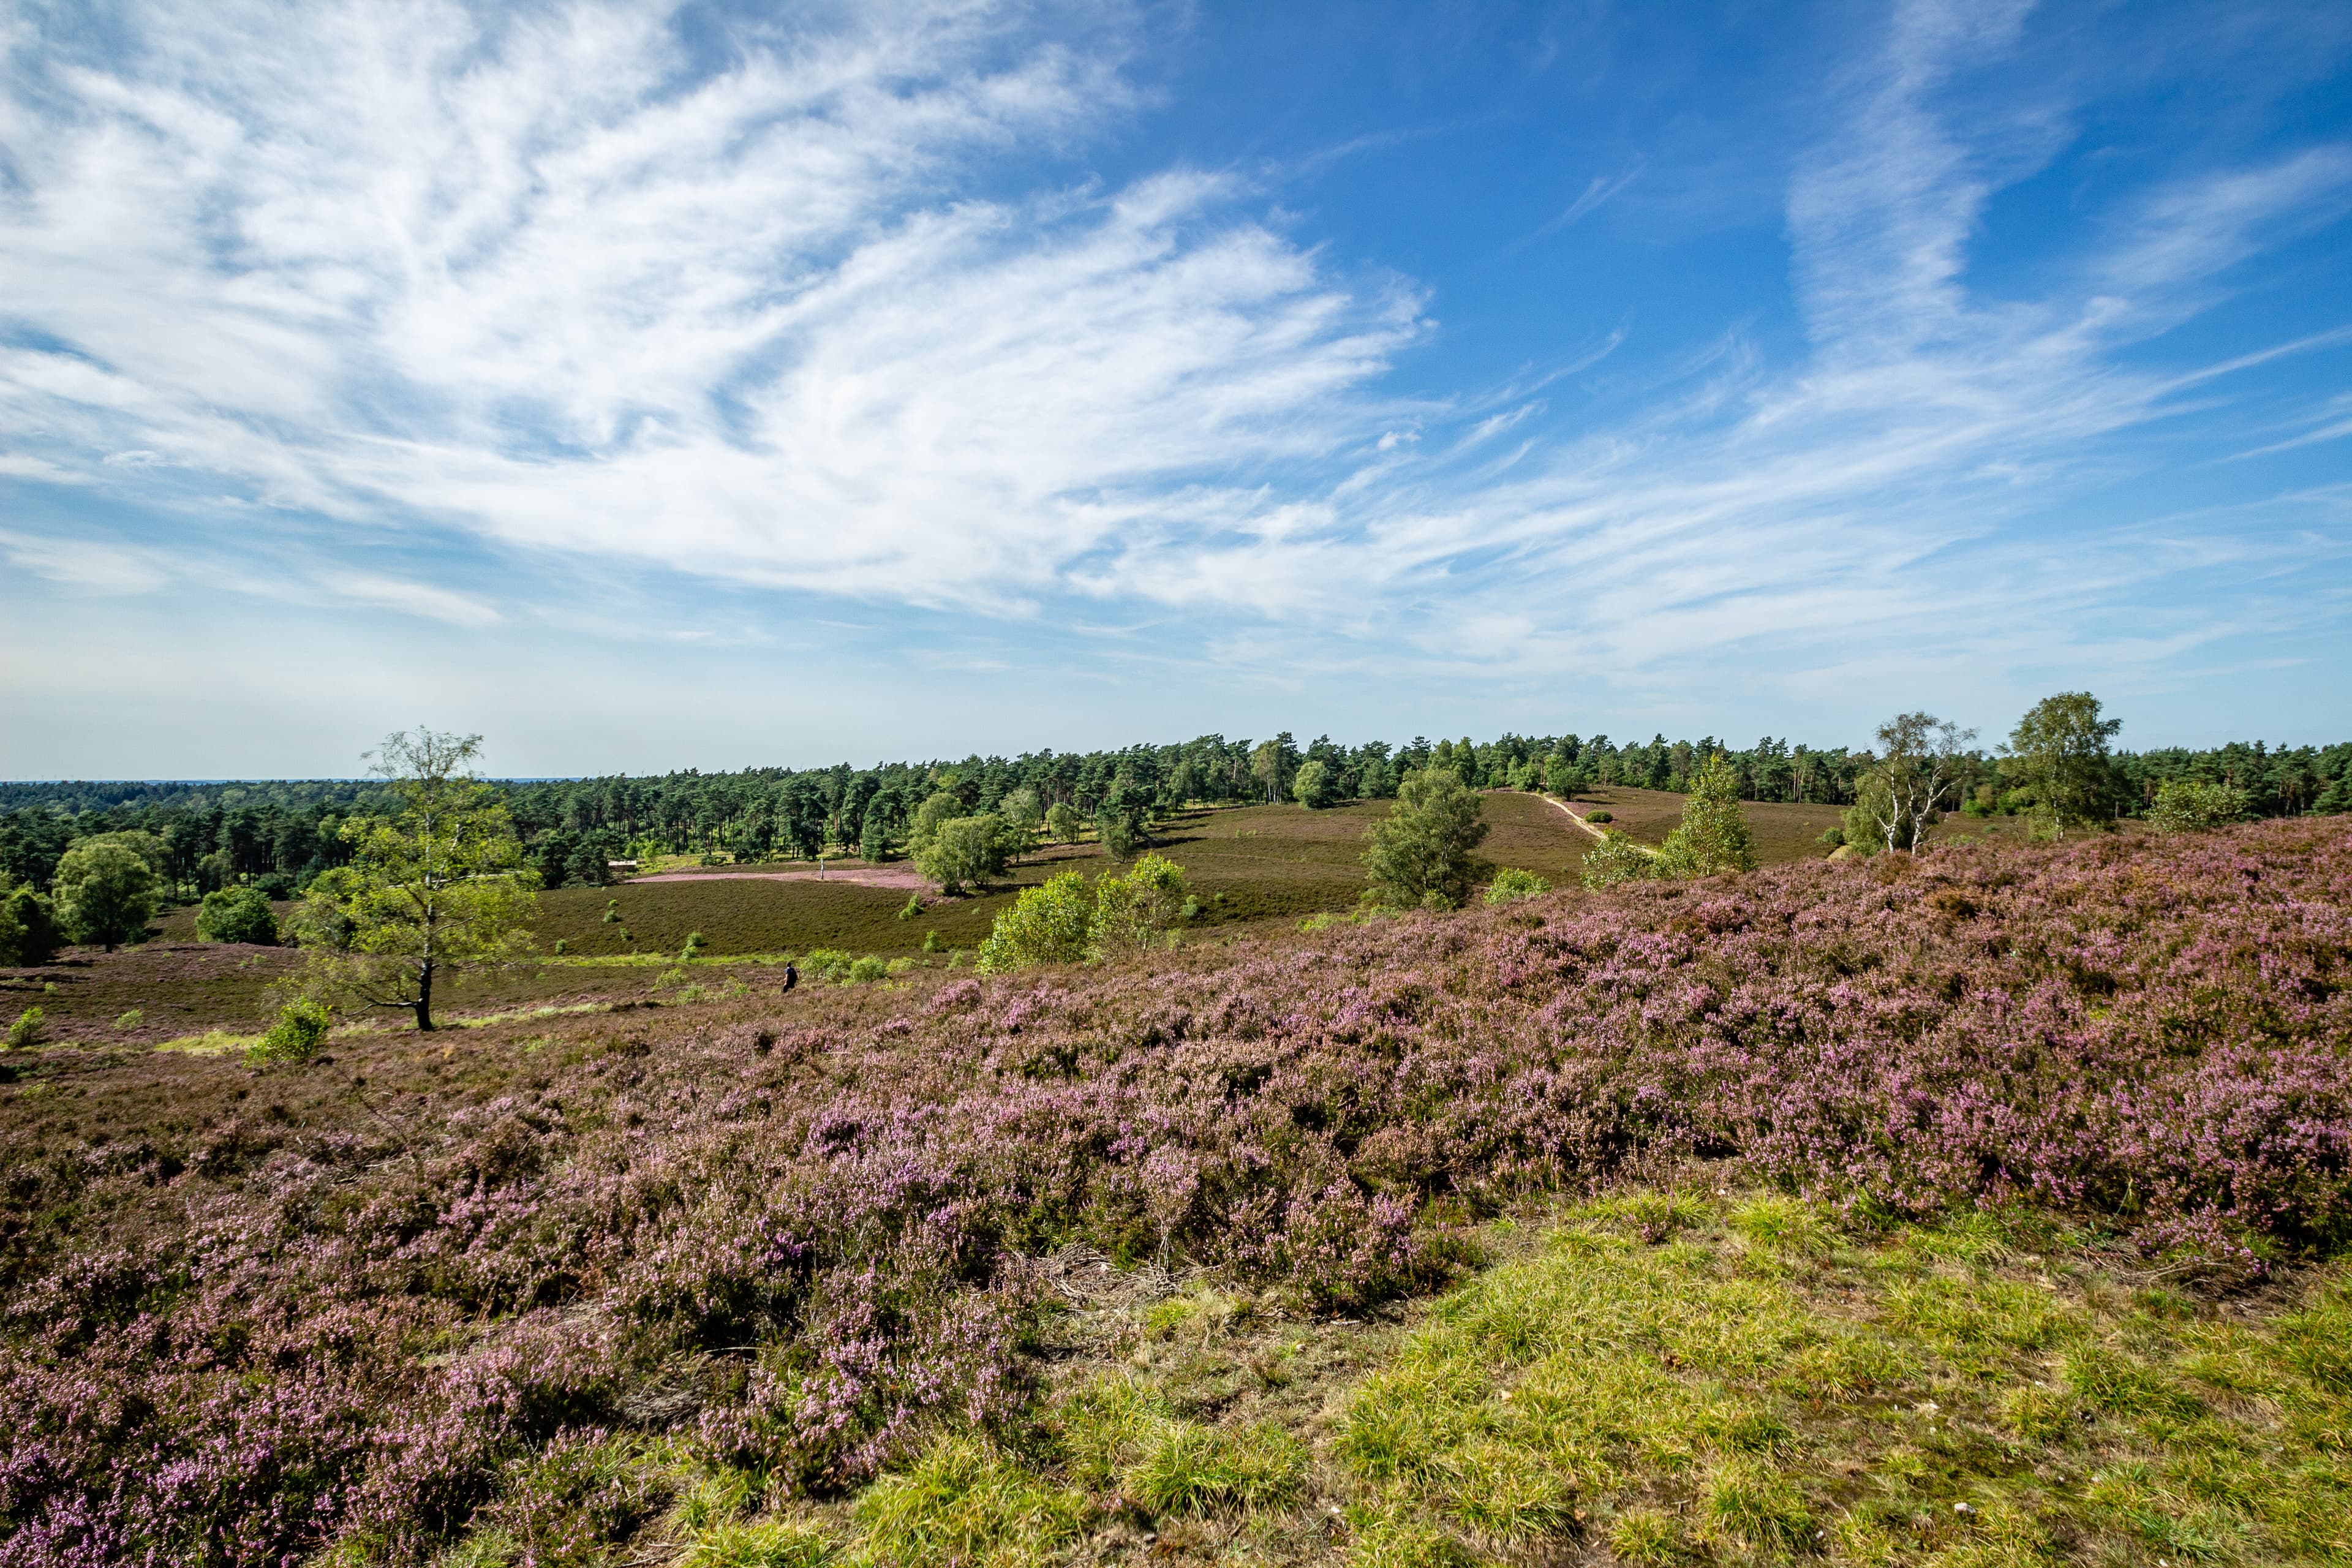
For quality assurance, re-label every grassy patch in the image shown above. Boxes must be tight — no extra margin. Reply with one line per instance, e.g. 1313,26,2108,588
546,1191,2348,1566
1330,1191,2352,1566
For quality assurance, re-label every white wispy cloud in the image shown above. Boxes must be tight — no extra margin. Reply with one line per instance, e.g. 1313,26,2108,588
0,529,168,593
0,0,2342,721
313,570,502,627
1,0,1416,610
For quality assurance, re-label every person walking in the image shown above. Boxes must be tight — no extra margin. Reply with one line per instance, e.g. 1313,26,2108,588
781,961,797,995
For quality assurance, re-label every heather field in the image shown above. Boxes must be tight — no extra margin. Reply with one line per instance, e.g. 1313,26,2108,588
2,820,2348,1566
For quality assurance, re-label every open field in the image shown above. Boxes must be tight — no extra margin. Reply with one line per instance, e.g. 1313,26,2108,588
1562,785,1852,862
519,795,1598,959
2,818,2346,1566
0,793,2153,1042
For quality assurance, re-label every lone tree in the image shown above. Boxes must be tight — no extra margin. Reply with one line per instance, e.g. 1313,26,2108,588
51,838,162,951
916,814,1013,895
2003,692,2121,840
997,787,1044,861
1656,752,1757,876
292,729,539,1031
1362,767,1489,910
1849,712,1977,854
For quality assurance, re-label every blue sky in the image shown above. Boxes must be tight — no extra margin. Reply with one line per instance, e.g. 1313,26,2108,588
3,0,2348,778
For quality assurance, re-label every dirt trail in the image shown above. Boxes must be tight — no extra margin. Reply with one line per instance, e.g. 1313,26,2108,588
628,865,934,892
1542,794,1665,860
1543,794,1610,843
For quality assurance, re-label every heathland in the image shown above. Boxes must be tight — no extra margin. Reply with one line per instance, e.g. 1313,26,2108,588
1,798,2348,1566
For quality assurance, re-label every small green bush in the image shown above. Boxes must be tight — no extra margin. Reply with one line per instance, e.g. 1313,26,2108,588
0,885,62,966
1585,809,1613,823
976,872,1095,973
1484,868,1550,903
801,948,854,981
247,1000,331,1065
1580,830,1656,889
2147,777,2251,834
682,931,707,960
195,886,279,945
847,956,889,984
115,1008,144,1030
1091,853,1188,959
1817,826,1845,846
1096,809,1142,860
5,1006,45,1050
898,893,925,921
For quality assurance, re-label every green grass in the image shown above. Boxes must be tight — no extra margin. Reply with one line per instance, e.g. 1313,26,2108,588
256,1188,2350,1566
1333,1191,2352,1565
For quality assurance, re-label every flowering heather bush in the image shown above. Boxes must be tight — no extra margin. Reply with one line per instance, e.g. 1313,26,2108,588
1,820,2348,1564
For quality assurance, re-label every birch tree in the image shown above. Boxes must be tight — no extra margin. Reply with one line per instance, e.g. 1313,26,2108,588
290,729,538,1031
1855,712,1977,854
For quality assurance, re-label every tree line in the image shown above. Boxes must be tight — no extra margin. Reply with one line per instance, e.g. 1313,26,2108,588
3,722,2346,905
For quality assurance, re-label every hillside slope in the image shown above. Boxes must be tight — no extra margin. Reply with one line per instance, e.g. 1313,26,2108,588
1,820,2346,1565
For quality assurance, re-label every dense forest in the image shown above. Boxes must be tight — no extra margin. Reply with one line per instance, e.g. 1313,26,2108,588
4,729,2348,898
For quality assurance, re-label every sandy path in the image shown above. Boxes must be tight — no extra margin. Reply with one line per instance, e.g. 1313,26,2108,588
629,865,935,892
1542,794,1662,859
1543,794,1610,843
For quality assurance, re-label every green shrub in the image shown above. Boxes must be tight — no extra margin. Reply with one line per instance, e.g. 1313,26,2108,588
2146,777,2251,834
195,886,279,945
976,872,1095,973
799,948,853,980
897,893,924,921
115,1009,143,1030
1362,769,1490,910
847,956,888,984
1580,830,1657,889
247,1000,331,1065
1091,852,1188,959
682,931,707,960
0,886,62,966
5,1006,45,1050
1585,809,1613,824
1817,826,1845,846
1484,868,1550,903
1096,808,1141,860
